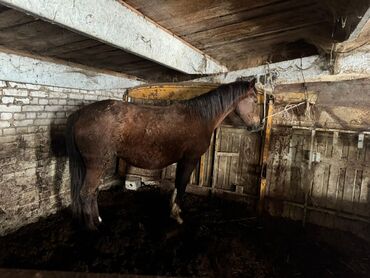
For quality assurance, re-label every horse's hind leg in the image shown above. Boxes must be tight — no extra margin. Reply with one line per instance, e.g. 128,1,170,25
171,158,198,224
80,167,104,230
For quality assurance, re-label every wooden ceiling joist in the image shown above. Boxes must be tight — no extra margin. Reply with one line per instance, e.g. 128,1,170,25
0,0,227,75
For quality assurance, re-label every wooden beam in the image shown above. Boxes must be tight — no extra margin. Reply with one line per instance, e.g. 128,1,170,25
348,7,370,40
0,0,227,75
190,54,369,84
0,48,143,89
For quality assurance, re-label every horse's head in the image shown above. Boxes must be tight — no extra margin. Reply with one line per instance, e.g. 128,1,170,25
235,78,262,132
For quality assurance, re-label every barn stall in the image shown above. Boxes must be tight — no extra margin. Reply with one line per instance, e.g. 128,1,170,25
0,0,369,277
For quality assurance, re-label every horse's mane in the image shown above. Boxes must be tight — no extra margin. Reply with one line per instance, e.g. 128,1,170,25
182,81,253,120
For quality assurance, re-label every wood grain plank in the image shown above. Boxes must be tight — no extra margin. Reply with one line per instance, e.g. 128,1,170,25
340,168,356,213
212,128,222,190
166,1,321,36
181,4,325,48
352,169,363,215
43,39,102,56
0,21,83,53
0,9,37,29
0,4,10,13
358,169,369,217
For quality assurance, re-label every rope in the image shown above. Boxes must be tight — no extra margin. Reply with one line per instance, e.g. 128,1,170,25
262,101,306,123
252,61,311,131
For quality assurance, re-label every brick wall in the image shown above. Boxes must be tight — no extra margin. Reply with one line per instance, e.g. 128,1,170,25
0,80,127,235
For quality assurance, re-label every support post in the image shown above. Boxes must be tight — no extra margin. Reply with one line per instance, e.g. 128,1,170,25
258,98,274,214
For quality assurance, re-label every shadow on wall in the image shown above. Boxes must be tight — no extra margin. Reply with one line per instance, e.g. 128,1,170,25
50,124,67,210
33,123,68,212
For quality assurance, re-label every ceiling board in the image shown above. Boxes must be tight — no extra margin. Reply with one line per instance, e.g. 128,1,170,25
0,0,368,81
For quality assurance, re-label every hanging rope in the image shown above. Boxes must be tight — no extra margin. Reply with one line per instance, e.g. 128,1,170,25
262,101,307,122
253,59,314,131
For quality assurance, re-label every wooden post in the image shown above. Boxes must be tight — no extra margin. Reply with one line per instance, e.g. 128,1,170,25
258,99,274,214
198,156,205,186
211,128,222,192
303,129,316,226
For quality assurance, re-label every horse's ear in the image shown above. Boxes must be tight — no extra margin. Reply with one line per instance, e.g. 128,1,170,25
249,78,256,89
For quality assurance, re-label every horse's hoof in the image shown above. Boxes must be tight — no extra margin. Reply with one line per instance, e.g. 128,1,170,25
176,217,184,225
86,223,98,232
170,213,184,225
170,203,183,224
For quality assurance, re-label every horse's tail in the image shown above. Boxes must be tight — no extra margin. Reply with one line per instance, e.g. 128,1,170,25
65,112,85,219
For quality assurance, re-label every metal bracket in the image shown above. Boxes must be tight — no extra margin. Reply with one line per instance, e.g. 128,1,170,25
358,133,365,149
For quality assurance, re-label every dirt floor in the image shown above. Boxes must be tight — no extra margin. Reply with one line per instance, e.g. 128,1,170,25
0,185,369,278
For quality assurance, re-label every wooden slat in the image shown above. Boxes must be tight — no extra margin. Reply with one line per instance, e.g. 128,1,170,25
212,128,221,190
216,152,239,157
209,124,261,195
0,21,84,52
177,1,319,36
0,8,36,29
43,39,103,56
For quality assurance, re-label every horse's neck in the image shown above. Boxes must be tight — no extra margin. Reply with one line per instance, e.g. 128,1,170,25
183,89,249,132
210,94,248,130
212,105,235,130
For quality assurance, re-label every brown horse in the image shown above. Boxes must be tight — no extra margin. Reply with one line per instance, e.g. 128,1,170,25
66,79,260,230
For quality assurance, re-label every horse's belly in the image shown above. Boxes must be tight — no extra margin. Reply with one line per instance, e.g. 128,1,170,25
118,146,182,170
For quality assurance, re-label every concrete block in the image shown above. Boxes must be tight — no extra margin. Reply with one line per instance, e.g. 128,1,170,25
3,88,28,97
22,105,44,112
36,112,49,118
48,99,60,105
16,127,29,134
38,99,48,105
13,113,26,120
2,128,16,135
29,98,39,105
55,112,66,118
13,119,34,127
14,97,30,105
44,106,63,112
0,113,12,120
26,113,36,119
0,104,21,112
0,135,16,143
49,91,67,98
2,96,14,104
33,119,52,126
0,121,11,128
30,91,48,98
69,93,81,99
84,94,98,100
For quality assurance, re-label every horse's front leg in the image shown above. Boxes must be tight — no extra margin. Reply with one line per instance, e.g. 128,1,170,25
171,158,199,224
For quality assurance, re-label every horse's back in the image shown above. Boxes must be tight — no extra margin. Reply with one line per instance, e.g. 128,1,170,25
70,99,211,169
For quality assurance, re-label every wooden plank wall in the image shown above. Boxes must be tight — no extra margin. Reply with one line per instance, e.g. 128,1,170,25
265,78,370,239
212,126,260,197
162,124,261,205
